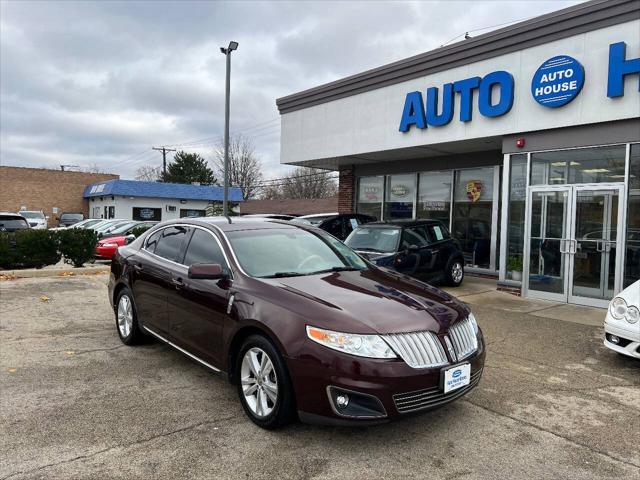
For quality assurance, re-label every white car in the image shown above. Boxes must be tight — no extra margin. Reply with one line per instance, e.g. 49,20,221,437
17,210,47,229
604,280,640,359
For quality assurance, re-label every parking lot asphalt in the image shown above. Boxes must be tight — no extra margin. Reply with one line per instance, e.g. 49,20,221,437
1,275,639,480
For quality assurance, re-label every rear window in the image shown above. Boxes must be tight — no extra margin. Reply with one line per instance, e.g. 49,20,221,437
60,213,84,221
19,212,44,219
344,227,400,253
0,216,29,229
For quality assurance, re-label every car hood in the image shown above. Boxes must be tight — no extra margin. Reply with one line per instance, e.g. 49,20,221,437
258,268,467,335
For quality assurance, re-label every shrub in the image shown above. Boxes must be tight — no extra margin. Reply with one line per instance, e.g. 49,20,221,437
58,229,98,268
0,230,60,269
130,224,152,238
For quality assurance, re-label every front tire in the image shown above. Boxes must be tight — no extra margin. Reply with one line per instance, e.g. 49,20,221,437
445,258,464,286
236,335,295,429
115,288,143,345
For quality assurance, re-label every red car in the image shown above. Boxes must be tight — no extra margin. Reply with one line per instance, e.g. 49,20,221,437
95,236,127,260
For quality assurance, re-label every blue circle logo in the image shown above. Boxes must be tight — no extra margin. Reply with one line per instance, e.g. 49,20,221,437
531,55,584,108
452,369,462,378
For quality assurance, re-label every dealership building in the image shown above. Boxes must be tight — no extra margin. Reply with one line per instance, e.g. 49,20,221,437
277,0,639,307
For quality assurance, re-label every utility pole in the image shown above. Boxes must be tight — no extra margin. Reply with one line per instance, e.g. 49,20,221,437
152,146,176,181
220,40,239,217
60,165,79,171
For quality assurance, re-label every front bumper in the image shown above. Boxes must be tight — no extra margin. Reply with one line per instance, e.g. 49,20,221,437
604,315,640,359
288,331,485,425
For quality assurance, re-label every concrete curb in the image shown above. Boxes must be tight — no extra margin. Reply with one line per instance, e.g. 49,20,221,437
1,265,110,279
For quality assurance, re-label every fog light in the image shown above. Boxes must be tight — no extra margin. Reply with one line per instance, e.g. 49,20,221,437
609,335,620,345
336,394,349,408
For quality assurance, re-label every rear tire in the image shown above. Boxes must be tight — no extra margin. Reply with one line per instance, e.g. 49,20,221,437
115,288,143,345
236,335,296,429
445,258,464,287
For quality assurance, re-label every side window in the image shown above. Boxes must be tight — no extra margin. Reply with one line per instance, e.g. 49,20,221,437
183,229,228,267
429,223,449,242
154,226,190,262
145,230,161,253
401,227,430,249
344,216,361,236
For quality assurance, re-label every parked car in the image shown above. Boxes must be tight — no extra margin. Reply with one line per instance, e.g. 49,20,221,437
604,280,639,359
242,214,297,221
57,212,85,227
0,213,30,232
345,220,465,286
293,213,375,240
109,218,485,428
95,222,157,260
101,221,157,239
17,210,47,229
93,219,129,236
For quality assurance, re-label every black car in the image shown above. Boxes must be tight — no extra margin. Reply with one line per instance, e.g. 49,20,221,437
345,220,465,286
293,213,375,240
57,212,85,227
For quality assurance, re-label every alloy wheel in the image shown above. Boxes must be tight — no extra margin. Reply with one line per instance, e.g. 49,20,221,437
240,347,278,418
117,294,133,338
452,262,464,283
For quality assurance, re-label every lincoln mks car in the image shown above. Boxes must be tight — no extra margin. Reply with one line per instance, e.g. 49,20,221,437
109,218,485,428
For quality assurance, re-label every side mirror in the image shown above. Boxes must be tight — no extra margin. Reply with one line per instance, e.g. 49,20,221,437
45,216,50,220
407,244,419,253
124,234,136,245
188,263,228,280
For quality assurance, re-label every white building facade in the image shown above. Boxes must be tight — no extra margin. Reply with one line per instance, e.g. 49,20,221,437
277,0,640,307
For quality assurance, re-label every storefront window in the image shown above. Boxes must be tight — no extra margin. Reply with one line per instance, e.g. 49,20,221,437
416,171,452,225
506,155,527,280
531,145,626,185
356,176,383,220
384,174,416,220
133,207,162,221
452,167,495,269
624,144,640,288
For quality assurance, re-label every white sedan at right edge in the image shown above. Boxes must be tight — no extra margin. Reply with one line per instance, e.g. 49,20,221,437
604,280,640,359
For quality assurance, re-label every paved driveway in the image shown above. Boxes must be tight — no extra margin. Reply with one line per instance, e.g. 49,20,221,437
1,275,638,479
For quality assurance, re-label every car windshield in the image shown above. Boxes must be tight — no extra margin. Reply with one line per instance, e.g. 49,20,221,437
0,216,29,229
77,219,104,228
226,228,367,278
19,211,44,219
96,221,127,232
61,213,83,221
345,227,401,253
107,222,140,235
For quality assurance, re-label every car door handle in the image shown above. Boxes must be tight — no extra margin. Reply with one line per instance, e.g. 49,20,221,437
171,277,184,289
132,264,143,272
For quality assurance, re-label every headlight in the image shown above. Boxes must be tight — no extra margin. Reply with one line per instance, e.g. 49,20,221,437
468,312,479,334
609,297,639,324
306,326,397,359
102,242,118,247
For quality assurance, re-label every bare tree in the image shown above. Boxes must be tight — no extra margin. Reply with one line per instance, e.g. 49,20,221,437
135,165,162,182
212,134,263,201
262,167,337,199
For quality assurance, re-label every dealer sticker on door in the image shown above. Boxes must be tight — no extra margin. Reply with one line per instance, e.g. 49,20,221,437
443,363,471,394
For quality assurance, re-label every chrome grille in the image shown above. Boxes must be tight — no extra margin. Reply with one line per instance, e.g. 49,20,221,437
393,368,483,413
449,316,478,360
383,331,448,368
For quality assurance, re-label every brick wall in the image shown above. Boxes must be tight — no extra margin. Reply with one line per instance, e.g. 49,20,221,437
338,167,355,214
0,166,118,226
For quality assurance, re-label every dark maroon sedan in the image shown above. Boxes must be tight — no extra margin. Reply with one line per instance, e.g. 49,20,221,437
109,218,485,429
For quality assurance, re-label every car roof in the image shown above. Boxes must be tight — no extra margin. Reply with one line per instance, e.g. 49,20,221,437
363,219,443,228
154,216,303,233
0,212,26,218
298,212,339,218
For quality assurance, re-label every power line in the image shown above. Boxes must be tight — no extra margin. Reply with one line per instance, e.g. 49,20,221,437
441,13,537,47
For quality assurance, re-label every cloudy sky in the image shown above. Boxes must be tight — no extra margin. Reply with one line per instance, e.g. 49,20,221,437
1,0,583,180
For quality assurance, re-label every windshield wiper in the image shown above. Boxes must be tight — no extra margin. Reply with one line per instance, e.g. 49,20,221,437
263,271,308,278
354,247,383,252
309,266,361,275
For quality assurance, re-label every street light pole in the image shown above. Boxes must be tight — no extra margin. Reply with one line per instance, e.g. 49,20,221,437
220,41,238,217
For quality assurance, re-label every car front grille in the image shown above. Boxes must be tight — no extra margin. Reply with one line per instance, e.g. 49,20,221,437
448,316,478,361
383,331,448,368
393,368,483,413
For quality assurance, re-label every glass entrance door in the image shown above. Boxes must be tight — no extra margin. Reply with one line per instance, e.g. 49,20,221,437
569,186,623,307
524,184,624,307
525,187,571,303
